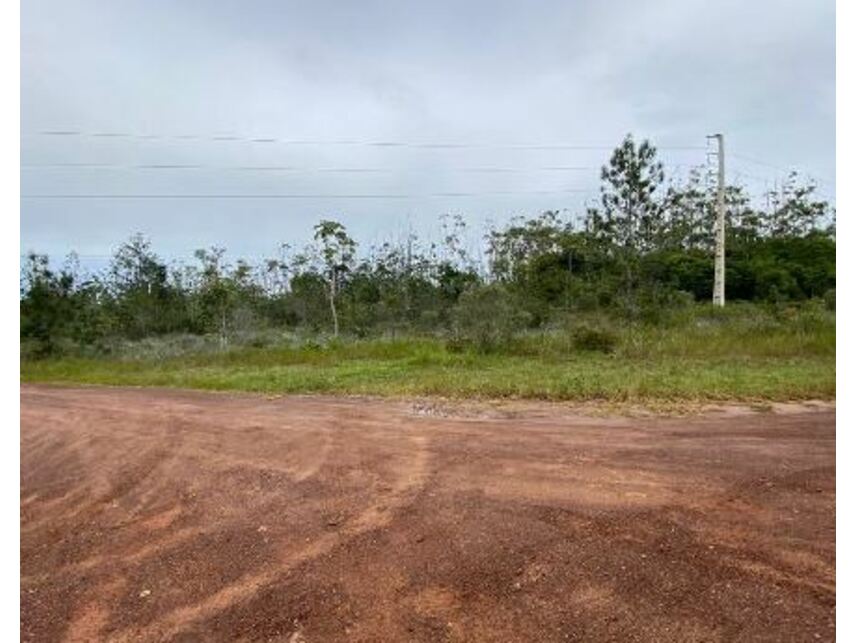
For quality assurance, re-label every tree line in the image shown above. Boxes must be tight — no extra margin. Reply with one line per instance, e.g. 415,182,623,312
21,135,835,356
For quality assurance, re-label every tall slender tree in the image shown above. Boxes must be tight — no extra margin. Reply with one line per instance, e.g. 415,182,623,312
313,220,356,337
592,134,666,252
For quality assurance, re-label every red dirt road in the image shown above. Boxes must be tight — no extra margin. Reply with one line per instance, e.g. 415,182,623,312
21,385,835,642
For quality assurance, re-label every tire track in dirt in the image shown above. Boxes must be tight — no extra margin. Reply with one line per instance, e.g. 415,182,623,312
109,435,430,642
63,578,128,643
21,392,333,547
23,398,333,486
23,391,339,641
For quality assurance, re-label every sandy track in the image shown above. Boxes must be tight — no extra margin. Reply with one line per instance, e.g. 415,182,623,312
20,385,835,642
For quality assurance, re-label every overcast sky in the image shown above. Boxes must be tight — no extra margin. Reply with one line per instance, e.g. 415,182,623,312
21,0,835,264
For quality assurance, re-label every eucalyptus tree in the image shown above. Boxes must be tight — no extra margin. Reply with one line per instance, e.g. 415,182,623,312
313,220,356,337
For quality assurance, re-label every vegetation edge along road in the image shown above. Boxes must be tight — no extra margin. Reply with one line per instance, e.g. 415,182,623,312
21,326,834,403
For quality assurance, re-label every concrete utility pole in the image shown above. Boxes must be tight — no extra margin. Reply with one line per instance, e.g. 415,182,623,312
708,133,726,306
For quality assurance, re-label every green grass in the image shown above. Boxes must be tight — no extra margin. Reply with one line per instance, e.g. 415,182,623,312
21,305,835,402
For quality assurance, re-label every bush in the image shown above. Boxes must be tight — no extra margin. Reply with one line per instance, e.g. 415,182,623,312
570,324,618,353
824,288,835,311
20,338,53,360
450,284,529,352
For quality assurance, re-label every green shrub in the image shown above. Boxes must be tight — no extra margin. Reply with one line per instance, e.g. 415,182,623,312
450,284,530,352
824,288,835,311
571,324,618,353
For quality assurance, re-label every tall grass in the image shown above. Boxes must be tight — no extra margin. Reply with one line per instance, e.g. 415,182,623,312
22,303,835,402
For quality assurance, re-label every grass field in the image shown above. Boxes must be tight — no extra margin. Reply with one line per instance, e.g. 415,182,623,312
21,304,835,403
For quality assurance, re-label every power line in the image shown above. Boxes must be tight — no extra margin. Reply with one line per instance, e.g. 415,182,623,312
21,162,697,173
731,170,773,185
29,129,707,151
20,253,114,258
730,152,792,173
20,162,604,174
730,152,830,187
34,130,826,185
20,162,832,201
21,188,598,200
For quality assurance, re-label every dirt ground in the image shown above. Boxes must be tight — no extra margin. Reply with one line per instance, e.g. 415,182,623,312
20,385,835,642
